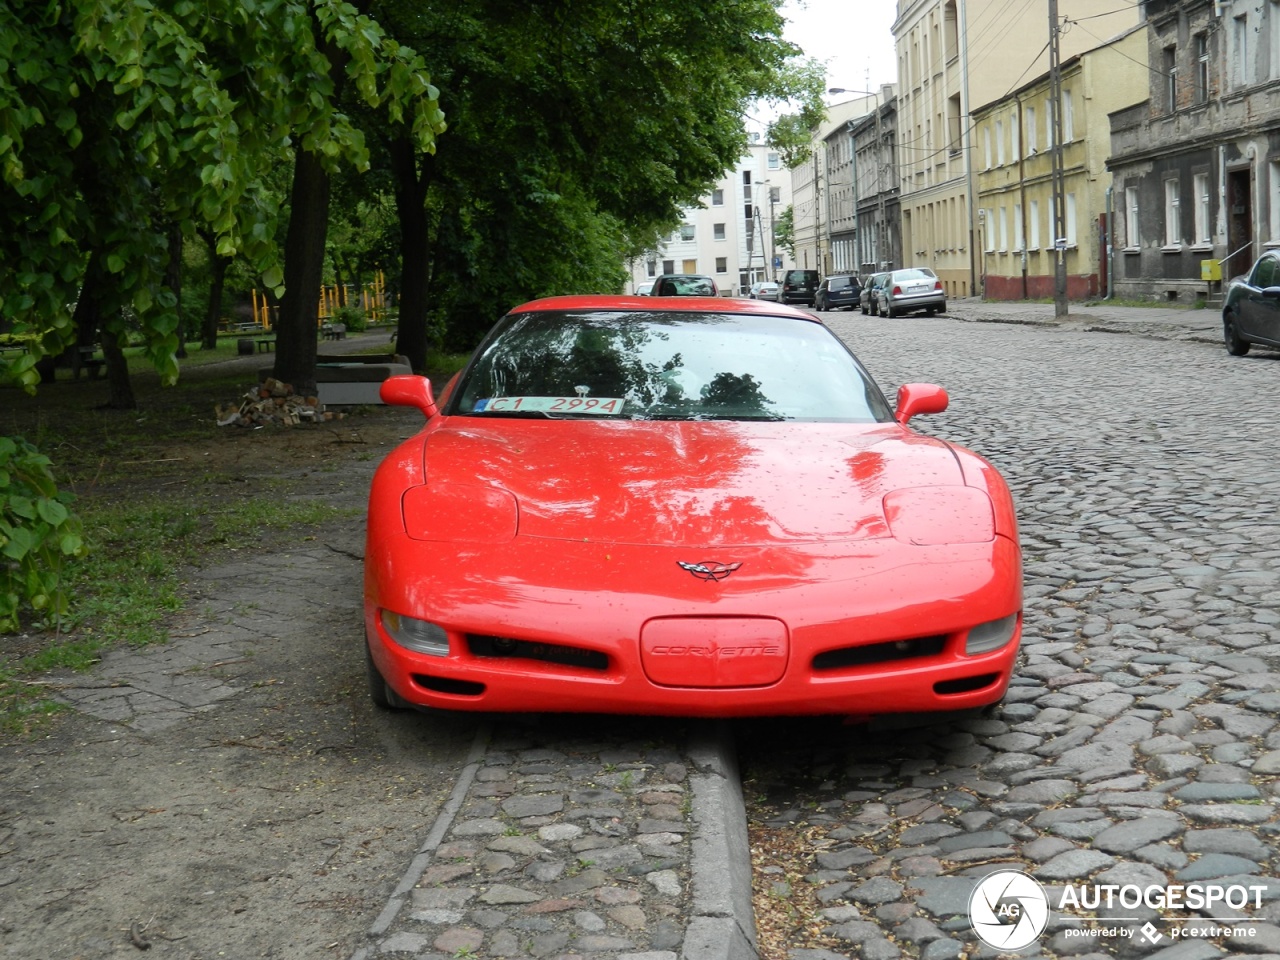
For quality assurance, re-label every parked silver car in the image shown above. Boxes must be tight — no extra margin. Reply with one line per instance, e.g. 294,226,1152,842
860,272,890,316
876,268,946,318
749,281,780,301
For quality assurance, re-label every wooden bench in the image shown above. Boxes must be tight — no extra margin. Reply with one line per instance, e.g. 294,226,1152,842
321,322,347,341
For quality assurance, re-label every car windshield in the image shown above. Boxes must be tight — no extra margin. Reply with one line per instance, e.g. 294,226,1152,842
893,269,936,282
451,310,895,423
658,276,714,295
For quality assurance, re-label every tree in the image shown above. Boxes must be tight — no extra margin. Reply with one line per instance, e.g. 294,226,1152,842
369,0,813,368
0,0,445,400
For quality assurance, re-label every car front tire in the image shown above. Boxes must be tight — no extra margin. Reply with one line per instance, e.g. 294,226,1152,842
366,643,408,710
1224,313,1251,356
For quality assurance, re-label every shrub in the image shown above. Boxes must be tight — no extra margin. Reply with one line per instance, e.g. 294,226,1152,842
334,304,368,332
0,437,86,631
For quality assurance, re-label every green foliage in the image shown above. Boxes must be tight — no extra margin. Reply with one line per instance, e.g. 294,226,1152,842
371,0,809,351
333,304,368,332
0,436,86,631
765,59,828,168
0,0,445,392
774,205,796,259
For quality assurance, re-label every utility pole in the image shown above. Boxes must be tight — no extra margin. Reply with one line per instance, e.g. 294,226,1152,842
1049,0,1069,318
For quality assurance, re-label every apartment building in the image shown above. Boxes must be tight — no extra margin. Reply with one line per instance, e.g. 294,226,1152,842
627,141,794,294
892,0,1141,297
973,26,1147,299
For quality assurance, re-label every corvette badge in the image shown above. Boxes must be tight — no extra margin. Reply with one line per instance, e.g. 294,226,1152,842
677,560,742,581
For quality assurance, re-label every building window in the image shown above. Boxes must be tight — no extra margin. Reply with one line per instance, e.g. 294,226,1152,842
1196,33,1210,101
680,224,695,241
1045,98,1055,148
1061,90,1074,141
715,256,728,273
1193,172,1211,245
998,206,1008,251
1163,47,1178,111
1029,199,1041,249
711,189,724,206
1164,179,1181,246
1125,186,1140,249
1014,203,1024,252
984,126,993,169
647,260,657,277
948,94,962,155
1270,161,1280,242
996,119,1005,166
1234,15,1249,88
767,152,780,170
1025,105,1037,154
984,210,995,252
1010,110,1020,158
1065,193,1077,247
663,259,675,274
713,223,726,240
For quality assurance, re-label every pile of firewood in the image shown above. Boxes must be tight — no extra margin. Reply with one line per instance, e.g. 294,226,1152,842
215,378,346,427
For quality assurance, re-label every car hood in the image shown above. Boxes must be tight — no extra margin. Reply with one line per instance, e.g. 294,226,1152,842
415,419,967,547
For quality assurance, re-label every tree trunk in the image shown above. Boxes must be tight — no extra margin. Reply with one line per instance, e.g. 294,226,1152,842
202,233,230,350
388,133,434,373
166,222,187,359
272,144,330,397
99,324,136,410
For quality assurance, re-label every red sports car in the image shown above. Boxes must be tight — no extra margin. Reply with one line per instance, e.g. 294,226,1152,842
363,296,1022,718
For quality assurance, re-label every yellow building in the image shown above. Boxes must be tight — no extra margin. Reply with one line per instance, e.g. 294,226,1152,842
892,0,1141,297
973,26,1148,299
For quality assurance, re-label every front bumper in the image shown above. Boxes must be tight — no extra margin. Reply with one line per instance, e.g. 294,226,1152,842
364,534,1022,718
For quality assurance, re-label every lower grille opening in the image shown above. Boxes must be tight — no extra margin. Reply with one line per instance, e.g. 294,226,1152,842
467,635,609,671
413,674,485,696
813,635,946,671
935,673,999,695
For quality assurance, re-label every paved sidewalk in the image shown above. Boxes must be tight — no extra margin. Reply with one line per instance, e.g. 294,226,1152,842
944,298,1223,345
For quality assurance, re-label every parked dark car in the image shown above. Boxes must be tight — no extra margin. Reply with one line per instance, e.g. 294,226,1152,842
780,269,820,306
649,274,719,297
875,268,946,318
815,275,862,311
861,272,890,315
1223,252,1280,355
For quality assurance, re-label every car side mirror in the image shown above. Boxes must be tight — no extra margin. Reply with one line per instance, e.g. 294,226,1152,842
1262,286,1280,299
895,382,949,425
380,374,439,418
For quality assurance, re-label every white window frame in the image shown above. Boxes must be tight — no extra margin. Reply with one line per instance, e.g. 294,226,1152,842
1164,178,1181,248
680,223,696,242
1270,161,1280,243
1125,186,1140,250
1065,192,1078,247
1234,14,1249,89
1061,89,1074,141
713,223,726,241
998,206,1008,251
1029,198,1041,249
1014,202,1024,252
1045,98,1055,148
1193,172,1211,246
996,119,1005,166
1010,111,1020,158
1025,106,1037,154
984,126,992,169
984,209,996,252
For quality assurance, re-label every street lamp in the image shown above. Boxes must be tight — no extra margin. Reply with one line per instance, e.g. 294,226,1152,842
828,87,889,274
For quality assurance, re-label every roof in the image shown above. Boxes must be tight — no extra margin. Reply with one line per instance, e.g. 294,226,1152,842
510,295,821,322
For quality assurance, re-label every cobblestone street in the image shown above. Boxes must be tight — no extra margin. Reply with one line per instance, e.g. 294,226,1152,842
737,313,1280,959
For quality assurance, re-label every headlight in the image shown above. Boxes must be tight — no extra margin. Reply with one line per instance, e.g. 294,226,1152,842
966,612,1020,655
381,610,450,656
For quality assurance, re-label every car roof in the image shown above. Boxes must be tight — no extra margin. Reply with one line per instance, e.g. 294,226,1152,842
509,295,822,322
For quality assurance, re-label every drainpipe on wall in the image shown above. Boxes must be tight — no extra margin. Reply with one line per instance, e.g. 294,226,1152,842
1017,96,1029,300
1105,186,1114,300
